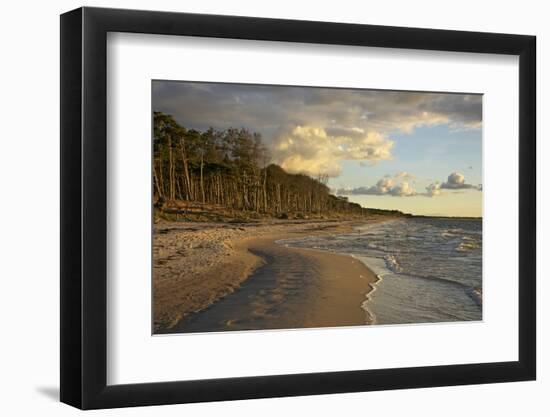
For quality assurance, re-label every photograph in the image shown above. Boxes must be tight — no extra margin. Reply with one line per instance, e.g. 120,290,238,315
52,3,538,411
152,81,483,334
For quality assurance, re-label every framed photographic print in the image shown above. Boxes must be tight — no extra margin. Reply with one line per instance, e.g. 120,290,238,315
60,6,536,409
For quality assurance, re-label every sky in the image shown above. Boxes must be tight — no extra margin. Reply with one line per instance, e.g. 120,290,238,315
152,80,482,217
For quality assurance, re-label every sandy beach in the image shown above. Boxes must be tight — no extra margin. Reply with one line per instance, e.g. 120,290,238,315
153,218,386,333
149,83,484,333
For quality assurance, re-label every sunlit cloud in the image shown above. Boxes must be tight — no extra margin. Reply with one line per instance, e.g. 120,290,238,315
336,173,417,197
338,171,482,198
395,171,416,180
272,125,393,177
424,172,482,196
425,182,443,197
440,172,479,190
152,81,482,178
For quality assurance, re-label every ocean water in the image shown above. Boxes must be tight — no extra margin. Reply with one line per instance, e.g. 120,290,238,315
279,217,482,325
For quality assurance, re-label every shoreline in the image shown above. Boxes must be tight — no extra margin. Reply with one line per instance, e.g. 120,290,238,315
274,241,382,325
153,217,389,332
162,235,379,334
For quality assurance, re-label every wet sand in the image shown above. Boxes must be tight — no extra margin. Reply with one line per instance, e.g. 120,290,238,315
153,218,392,332
153,220,369,331
157,233,379,334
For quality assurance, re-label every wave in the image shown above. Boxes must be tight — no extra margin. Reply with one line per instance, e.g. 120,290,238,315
383,253,402,273
281,217,482,325
361,274,383,325
351,253,482,325
456,236,481,252
466,287,483,307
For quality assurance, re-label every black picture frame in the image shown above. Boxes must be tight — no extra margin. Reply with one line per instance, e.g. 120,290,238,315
60,6,536,410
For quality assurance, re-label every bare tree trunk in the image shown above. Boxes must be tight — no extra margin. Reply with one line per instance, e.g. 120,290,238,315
179,138,191,200
152,160,163,198
168,134,175,201
175,175,182,199
158,157,165,197
200,152,205,203
263,169,267,213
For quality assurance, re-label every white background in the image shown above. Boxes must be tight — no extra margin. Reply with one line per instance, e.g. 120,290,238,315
108,33,518,384
0,0,546,415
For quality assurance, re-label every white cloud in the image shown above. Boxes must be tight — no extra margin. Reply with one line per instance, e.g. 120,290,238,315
388,181,417,197
272,125,393,177
395,171,416,180
424,172,482,196
336,173,417,197
339,171,482,198
425,182,443,197
154,82,482,180
440,172,478,190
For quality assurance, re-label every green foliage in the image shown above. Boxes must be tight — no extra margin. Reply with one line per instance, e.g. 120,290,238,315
152,111,380,218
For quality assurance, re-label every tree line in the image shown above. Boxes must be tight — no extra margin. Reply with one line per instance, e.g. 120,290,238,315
153,111,366,217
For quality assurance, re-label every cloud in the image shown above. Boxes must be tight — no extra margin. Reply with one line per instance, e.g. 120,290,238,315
153,83,482,137
338,171,481,198
440,172,479,190
425,182,443,197
272,125,393,177
388,181,417,197
336,173,417,197
425,172,482,196
153,81,482,178
394,171,415,180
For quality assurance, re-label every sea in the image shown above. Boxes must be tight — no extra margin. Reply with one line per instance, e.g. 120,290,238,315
279,217,482,325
